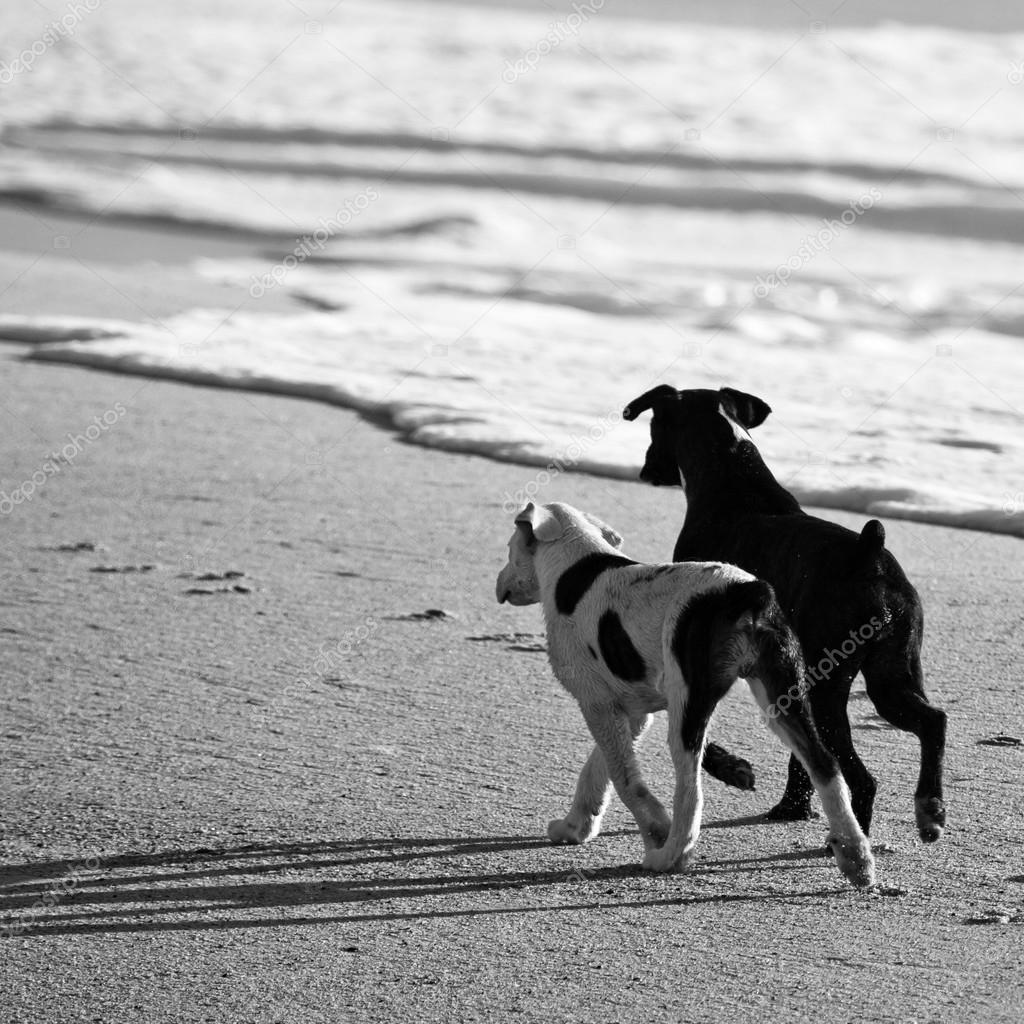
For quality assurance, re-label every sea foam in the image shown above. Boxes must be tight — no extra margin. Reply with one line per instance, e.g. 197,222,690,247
9,280,1024,538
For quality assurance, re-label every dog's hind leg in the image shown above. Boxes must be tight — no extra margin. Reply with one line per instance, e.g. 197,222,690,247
807,669,877,835
548,713,659,846
861,634,947,842
642,662,717,873
765,666,877,834
646,581,771,873
764,755,816,822
749,679,876,888
577,706,670,853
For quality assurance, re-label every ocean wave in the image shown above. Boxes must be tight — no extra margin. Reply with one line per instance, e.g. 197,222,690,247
1,1,1021,190
3,123,1023,244
5,122,994,190
1,0,1022,246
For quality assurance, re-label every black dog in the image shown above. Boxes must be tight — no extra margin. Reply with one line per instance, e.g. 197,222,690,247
623,385,947,842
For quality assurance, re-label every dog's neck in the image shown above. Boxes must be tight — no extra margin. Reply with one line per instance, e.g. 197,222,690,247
676,434,802,520
534,528,623,610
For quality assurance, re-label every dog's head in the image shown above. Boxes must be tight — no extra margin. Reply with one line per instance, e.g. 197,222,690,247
496,502,623,605
622,385,772,486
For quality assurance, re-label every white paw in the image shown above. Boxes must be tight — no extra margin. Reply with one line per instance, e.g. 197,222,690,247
547,817,596,845
641,847,692,874
828,834,877,888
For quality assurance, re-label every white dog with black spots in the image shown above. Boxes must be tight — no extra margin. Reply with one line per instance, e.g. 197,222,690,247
497,501,875,888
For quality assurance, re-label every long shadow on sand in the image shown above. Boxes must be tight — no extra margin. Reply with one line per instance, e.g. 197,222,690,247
0,825,842,938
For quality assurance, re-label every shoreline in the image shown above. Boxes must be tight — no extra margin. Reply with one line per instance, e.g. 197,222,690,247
2,198,1020,544
23,340,1024,543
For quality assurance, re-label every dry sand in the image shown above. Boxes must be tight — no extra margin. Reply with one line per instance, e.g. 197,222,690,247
0,216,1022,1023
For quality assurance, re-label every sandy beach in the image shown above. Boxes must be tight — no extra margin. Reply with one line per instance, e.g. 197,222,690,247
1,219,1022,1021
3,0,1024,1017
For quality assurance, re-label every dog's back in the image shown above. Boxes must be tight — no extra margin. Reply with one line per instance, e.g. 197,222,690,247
674,509,920,656
546,559,775,712
623,383,922,650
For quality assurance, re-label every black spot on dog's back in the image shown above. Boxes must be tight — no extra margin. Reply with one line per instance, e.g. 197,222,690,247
597,610,646,682
671,580,777,668
554,553,636,615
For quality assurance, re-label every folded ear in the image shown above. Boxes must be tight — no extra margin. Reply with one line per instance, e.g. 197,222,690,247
514,502,564,543
719,387,771,429
622,384,679,421
582,512,623,549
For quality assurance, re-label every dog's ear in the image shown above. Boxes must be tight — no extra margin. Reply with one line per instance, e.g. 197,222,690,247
582,511,623,549
514,502,564,543
622,384,679,421
719,387,771,429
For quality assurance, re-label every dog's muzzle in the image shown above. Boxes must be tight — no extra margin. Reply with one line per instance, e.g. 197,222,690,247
496,570,535,606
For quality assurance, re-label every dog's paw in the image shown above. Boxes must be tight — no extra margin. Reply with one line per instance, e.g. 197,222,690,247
547,818,596,845
764,798,817,822
827,834,876,889
914,797,946,843
722,758,756,792
642,846,692,874
703,745,756,791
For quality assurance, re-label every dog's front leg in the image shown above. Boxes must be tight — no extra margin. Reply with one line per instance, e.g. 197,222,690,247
547,742,610,845
579,706,669,854
548,714,655,846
